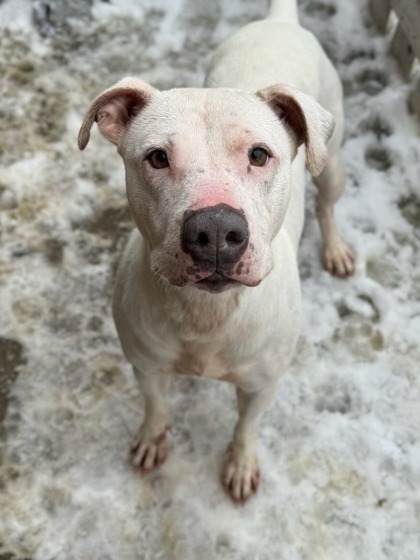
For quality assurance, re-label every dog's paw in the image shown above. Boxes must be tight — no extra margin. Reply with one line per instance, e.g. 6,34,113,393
130,427,169,474
323,241,355,277
222,445,260,505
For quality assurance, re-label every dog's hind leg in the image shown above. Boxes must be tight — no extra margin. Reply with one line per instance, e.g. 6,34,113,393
313,119,355,277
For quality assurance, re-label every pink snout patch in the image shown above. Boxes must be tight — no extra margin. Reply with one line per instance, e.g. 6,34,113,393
191,190,239,212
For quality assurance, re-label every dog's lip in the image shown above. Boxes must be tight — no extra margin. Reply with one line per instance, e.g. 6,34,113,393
197,272,238,285
195,272,240,292
193,271,262,290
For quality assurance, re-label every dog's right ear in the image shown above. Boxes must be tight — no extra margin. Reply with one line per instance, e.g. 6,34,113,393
78,77,158,150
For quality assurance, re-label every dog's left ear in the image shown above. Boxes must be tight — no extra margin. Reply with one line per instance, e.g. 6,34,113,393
257,85,335,176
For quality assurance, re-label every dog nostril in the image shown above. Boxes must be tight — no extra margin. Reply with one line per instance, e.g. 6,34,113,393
226,231,244,245
197,232,209,245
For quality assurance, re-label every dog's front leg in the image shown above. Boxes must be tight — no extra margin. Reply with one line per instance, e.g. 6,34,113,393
130,368,171,474
222,383,276,504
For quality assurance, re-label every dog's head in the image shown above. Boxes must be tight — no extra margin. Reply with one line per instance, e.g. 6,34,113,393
79,78,333,293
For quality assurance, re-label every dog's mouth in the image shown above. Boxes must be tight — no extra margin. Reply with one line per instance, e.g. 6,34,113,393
195,272,241,293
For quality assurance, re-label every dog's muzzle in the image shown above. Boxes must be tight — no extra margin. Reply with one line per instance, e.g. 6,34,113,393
181,204,249,276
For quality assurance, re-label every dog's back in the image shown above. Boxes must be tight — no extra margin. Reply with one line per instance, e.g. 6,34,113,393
205,0,342,121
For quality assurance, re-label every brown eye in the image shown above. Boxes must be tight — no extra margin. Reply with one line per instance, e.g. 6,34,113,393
249,147,269,167
148,150,169,169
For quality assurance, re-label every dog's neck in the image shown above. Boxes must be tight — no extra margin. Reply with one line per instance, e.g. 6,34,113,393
158,276,244,339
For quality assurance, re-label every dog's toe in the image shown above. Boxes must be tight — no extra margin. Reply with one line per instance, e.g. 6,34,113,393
324,242,355,278
131,430,168,474
222,448,260,505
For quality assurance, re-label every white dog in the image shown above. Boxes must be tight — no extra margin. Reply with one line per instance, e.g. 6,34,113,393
78,0,354,504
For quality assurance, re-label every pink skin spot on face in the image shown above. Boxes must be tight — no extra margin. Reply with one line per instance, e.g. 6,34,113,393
192,189,239,211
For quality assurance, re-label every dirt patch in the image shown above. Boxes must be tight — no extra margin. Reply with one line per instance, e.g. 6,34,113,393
365,145,393,171
0,554,31,560
398,194,420,227
0,338,26,425
83,202,132,243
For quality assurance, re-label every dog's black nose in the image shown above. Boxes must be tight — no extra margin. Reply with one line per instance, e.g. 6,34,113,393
181,204,249,269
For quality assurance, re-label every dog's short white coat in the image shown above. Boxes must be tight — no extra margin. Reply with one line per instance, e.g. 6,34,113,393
79,0,354,503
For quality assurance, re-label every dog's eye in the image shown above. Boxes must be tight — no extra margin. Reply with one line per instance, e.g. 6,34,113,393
249,147,269,167
147,150,169,169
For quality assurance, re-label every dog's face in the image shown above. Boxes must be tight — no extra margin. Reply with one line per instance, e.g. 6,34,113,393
122,88,295,292
79,78,333,293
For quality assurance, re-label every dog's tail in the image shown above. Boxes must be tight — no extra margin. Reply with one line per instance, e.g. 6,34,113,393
267,0,299,22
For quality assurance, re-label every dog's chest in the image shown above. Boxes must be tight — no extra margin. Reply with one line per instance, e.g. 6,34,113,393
165,289,240,337
173,344,235,382
163,288,243,382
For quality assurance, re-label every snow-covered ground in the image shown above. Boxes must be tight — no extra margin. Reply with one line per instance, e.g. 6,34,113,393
0,0,419,558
